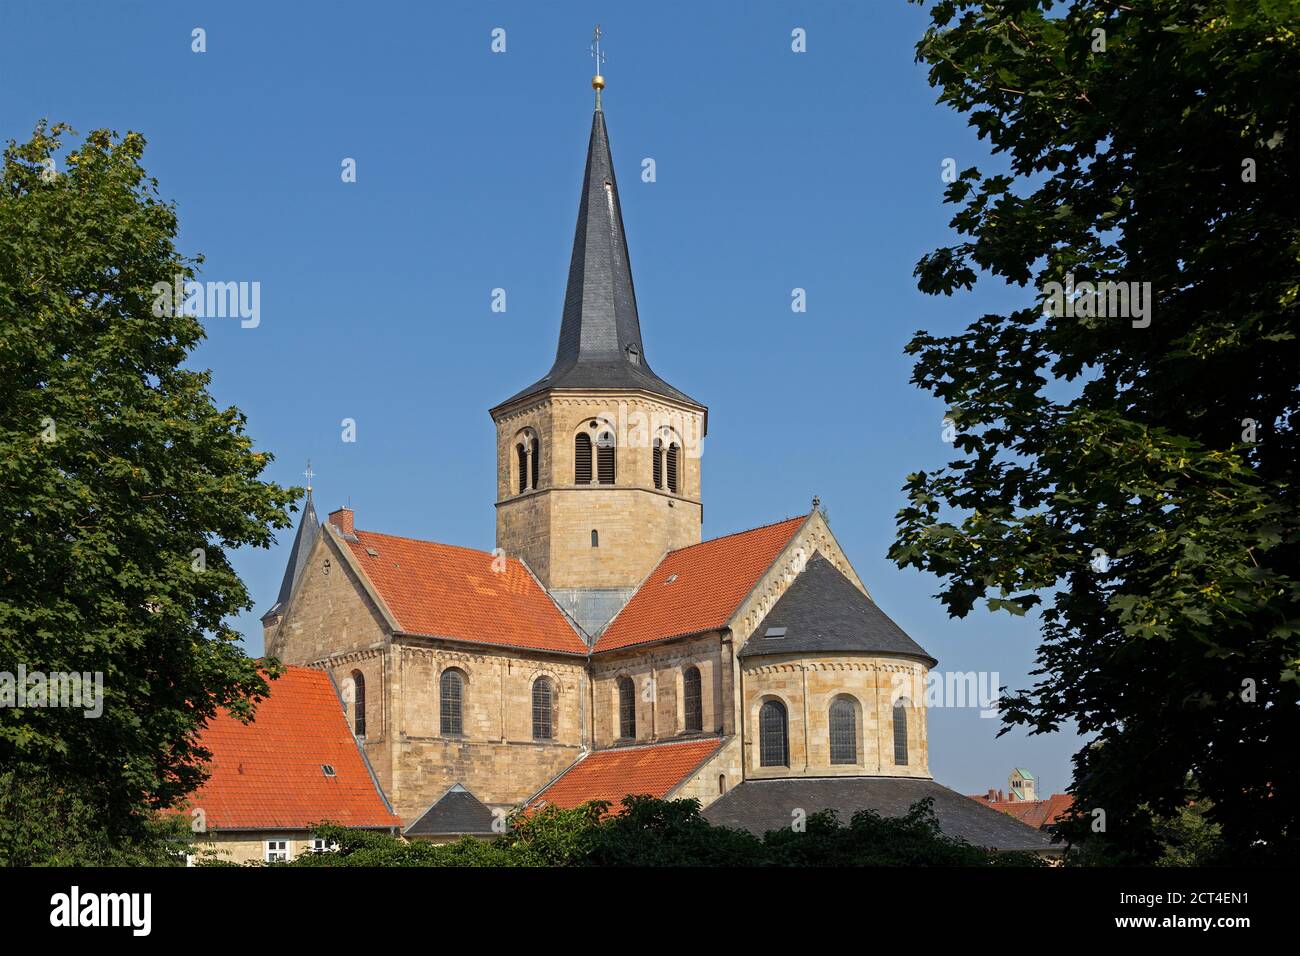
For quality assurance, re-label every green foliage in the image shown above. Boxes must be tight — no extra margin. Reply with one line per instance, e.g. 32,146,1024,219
894,1,1299,862
0,122,298,864
261,796,1044,867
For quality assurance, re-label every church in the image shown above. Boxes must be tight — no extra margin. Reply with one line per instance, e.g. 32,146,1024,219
244,71,1053,856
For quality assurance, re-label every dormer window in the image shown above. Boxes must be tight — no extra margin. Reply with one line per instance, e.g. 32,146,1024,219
626,344,640,366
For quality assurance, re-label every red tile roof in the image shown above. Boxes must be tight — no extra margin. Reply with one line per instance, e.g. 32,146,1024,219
343,529,588,655
595,514,808,652
532,738,725,810
969,794,1075,829
185,666,401,831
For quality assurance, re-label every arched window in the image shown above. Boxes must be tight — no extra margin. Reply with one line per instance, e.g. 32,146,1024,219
350,670,366,738
532,677,554,740
718,774,727,794
759,699,789,767
893,699,909,766
440,669,465,736
683,666,702,733
617,676,636,739
596,430,615,484
515,443,528,493
574,432,592,484
530,436,540,490
829,696,858,765
652,438,663,489
591,529,599,548
666,442,679,493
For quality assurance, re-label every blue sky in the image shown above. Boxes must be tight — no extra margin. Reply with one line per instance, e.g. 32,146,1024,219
1,0,1081,796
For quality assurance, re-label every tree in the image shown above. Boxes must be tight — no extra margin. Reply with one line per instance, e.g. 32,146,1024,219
891,0,1299,862
0,122,297,864
275,797,1039,867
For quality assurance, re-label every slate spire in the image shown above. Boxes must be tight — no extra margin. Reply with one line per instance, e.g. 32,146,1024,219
494,94,701,411
262,486,320,621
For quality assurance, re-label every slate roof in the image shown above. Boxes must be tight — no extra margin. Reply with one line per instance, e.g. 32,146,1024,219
595,515,809,652
405,784,498,838
701,777,1058,853
739,553,936,666
531,738,725,810
494,106,702,413
341,528,589,655
185,666,401,831
261,490,319,621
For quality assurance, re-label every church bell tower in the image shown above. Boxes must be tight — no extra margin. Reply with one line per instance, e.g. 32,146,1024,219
490,57,706,633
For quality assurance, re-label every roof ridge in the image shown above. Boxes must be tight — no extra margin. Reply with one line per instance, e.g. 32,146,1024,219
667,512,808,555
591,735,724,755
353,528,504,561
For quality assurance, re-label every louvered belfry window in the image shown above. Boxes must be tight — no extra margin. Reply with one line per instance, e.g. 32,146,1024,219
759,700,789,767
683,666,702,733
617,676,636,739
516,443,528,493
652,438,663,489
666,443,679,493
532,677,554,740
440,669,464,736
574,432,593,484
350,670,366,738
893,700,909,766
596,431,616,484
530,437,540,490
830,697,857,764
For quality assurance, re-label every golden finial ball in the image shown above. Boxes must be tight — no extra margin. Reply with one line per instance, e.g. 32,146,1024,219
592,74,605,90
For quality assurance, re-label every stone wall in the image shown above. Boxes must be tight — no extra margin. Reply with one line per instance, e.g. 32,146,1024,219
588,633,726,747
385,640,588,820
740,653,930,779
493,391,705,590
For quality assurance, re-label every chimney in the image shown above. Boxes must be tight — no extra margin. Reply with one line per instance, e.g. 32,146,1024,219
328,506,354,535
987,789,999,802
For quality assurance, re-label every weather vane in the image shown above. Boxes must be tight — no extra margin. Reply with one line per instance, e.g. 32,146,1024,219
590,24,606,107
303,460,316,492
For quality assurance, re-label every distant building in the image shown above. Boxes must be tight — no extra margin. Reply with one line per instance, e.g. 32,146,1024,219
969,770,1073,831
1009,767,1037,801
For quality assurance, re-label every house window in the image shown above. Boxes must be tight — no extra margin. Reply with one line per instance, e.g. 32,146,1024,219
759,699,789,767
311,837,338,854
893,699,910,766
596,431,616,484
264,840,289,862
829,696,857,765
350,669,366,738
574,432,593,484
683,666,702,733
617,676,636,739
666,442,679,493
440,669,465,736
532,677,555,740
